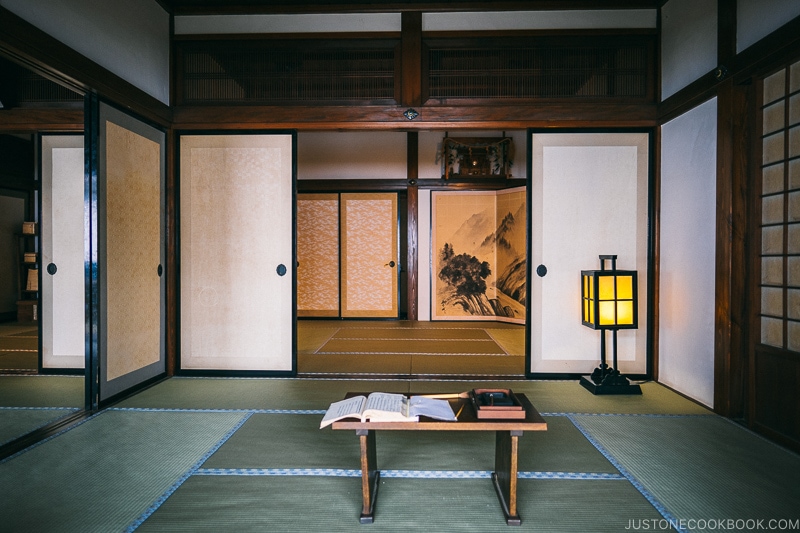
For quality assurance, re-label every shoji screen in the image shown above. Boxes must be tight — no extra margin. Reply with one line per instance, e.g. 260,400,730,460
97,102,165,400
528,132,650,376
180,133,295,372
41,134,85,370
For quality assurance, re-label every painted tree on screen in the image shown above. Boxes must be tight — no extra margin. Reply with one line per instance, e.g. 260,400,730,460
438,243,493,315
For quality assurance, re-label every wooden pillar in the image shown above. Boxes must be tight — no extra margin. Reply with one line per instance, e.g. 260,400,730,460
407,131,419,320
400,12,422,107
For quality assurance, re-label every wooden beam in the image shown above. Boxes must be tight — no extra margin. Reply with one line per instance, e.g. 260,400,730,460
0,108,83,133
174,103,657,130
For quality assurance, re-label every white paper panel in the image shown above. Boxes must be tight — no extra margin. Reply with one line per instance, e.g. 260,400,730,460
659,99,717,407
530,133,649,375
41,136,85,369
180,134,294,371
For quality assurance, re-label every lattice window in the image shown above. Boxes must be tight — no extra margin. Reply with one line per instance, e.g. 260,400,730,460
18,70,82,105
428,43,650,100
179,42,396,104
759,59,800,351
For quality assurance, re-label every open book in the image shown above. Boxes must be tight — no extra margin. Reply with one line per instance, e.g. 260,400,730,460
320,392,457,428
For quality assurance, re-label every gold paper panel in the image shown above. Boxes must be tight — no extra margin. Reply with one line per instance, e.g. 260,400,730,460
105,121,161,381
297,194,339,316
341,193,397,317
432,191,498,321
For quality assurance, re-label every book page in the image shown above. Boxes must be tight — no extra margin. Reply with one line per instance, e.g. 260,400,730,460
319,395,366,428
363,392,416,422
409,396,457,421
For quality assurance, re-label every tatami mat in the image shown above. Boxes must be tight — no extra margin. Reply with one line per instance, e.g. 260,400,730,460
136,476,663,532
575,414,800,527
0,410,248,532
0,407,80,446
0,375,83,407
3,377,797,532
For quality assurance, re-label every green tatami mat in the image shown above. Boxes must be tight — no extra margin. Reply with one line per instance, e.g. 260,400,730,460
205,413,616,475
317,338,506,355
575,415,800,528
0,410,247,533
0,408,79,445
203,413,362,470
137,476,662,532
0,375,83,407
115,377,412,410
408,380,712,415
331,327,493,340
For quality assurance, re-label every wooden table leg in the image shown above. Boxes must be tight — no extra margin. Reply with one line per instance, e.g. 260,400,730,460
492,430,522,526
357,429,379,524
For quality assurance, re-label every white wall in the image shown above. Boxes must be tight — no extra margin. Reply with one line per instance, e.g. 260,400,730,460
661,0,717,101
297,132,407,180
176,10,656,35
0,0,170,104
423,10,656,31
659,98,718,407
737,0,800,52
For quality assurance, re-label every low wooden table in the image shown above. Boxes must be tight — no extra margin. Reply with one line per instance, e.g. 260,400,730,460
331,392,547,526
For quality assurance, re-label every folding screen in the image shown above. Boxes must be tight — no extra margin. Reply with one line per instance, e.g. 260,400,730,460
180,133,295,372
97,102,165,400
431,188,526,324
340,193,398,318
528,132,650,377
297,193,340,317
40,134,85,370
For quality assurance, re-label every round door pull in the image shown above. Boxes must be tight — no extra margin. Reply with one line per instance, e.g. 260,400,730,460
536,264,547,277
386,261,396,268
276,264,287,276
157,264,163,277
47,263,58,275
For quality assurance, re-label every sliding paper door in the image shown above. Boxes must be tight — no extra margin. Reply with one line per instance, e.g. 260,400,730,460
529,132,650,376
341,193,398,318
41,134,85,370
97,102,165,401
297,193,340,317
180,133,295,372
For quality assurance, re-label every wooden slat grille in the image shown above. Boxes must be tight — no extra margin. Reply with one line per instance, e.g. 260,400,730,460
19,70,82,105
428,44,649,100
180,43,396,104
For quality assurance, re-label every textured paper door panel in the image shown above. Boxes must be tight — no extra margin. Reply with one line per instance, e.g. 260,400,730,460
297,194,340,317
341,193,398,318
41,135,85,369
180,134,294,371
105,121,162,381
529,132,649,376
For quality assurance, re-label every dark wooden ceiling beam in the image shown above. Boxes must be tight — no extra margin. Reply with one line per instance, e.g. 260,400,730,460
163,0,660,16
0,108,83,133
173,102,656,130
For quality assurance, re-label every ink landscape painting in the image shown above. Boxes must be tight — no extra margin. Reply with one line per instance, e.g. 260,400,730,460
432,189,526,323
